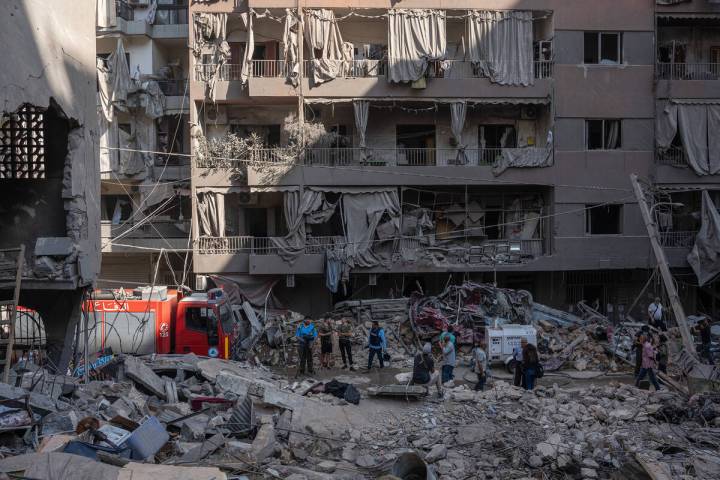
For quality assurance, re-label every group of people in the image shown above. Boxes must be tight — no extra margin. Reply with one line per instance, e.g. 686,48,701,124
511,338,541,390
294,317,389,376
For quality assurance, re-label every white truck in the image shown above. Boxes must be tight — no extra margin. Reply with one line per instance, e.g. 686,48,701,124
485,323,538,372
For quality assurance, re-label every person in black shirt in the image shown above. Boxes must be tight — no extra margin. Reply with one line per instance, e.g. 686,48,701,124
411,343,443,398
693,317,714,364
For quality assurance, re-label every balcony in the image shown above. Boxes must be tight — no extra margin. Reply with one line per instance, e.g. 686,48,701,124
154,4,188,25
659,231,697,249
101,220,190,253
157,79,188,97
656,146,688,167
657,63,720,81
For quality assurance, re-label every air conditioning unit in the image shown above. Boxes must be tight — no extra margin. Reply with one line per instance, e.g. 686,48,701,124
237,192,258,205
521,106,538,120
204,105,227,124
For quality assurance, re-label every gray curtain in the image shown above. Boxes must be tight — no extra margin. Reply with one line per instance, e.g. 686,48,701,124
450,101,467,164
353,100,369,148
466,10,534,86
109,39,131,110
240,12,254,84
688,191,720,286
211,274,282,309
656,103,678,149
271,190,326,263
282,11,300,86
657,103,720,175
492,145,553,176
97,57,113,122
198,192,225,237
342,190,401,267
387,9,447,83
604,121,620,149
304,9,350,84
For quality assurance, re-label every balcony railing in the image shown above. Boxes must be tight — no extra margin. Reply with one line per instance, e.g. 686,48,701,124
659,231,697,248
116,0,133,21
196,147,295,168
157,79,187,96
656,147,688,167
101,220,190,239
657,62,720,81
197,60,554,81
197,235,545,261
154,4,188,25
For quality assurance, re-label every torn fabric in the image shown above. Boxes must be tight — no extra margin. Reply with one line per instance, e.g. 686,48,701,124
450,101,468,164
240,12,254,84
98,112,118,173
282,9,301,86
353,100,369,148
342,190,401,267
387,9,447,83
198,192,226,237
492,146,553,176
211,274,282,309
109,39,132,111
270,190,326,263
657,103,720,175
146,0,158,25
194,12,230,100
304,9,351,84
97,57,113,122
467,10,534,86
688,191,720,286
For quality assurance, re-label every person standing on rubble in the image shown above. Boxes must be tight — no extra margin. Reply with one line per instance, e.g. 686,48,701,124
412,343,443,398
522,341,540,390
440,325,457,348
295,317,318,376
635,334,662,390
693,317,714,364
656,334,669,374
440,335,456,383
472,341,489,391
512,338,526,388
648,297,666,331
337,317,355,370
367,320,387,370
634,325,650,377
318,318,334,369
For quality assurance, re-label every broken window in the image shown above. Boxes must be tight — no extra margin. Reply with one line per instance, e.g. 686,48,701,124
586,204,622,235
586,119,621,150
584,32,622,64
396,125,436,166
0,104,46,179
102,195,133,224
185,307,215,332
479,124,517,164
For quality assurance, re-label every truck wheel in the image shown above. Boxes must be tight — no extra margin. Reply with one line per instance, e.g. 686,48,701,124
506,359,517,374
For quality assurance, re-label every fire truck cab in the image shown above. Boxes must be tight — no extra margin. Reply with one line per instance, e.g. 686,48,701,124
175,289,236,359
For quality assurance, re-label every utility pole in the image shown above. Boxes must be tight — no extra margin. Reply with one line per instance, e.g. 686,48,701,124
630,173,697,358
296,1,305,147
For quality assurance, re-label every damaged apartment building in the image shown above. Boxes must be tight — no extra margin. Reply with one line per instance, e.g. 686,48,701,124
96,0,192,287
0,0,99,369
186,0,720,317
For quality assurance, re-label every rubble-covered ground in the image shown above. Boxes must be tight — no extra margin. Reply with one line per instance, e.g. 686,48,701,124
0,351,718,480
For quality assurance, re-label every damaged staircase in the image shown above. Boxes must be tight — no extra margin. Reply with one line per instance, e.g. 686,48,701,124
0,245,25,383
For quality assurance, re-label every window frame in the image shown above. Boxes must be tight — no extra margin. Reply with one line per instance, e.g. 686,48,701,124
585,119,622,151
585,204,624,236
584,32,623,65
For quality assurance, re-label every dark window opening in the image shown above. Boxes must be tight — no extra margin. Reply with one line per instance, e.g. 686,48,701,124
245,208,268,237
102,195,133,224
586,119,621,150
185,306,216,332
157,115,186,165
396,124,436,166
231,124,281,147
584,32,622,64
1,104,46,179
306,192,344,237
479,124,517,164
586,204,622,235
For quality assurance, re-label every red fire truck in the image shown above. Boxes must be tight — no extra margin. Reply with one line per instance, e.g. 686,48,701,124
87,287,240,359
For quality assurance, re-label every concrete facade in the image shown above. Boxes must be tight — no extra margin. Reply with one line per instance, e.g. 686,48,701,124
0,0,100,367
186,0,720,316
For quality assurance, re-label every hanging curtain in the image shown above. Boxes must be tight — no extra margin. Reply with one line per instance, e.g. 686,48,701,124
688,191,720,286
604,121,620,149
271,190,326,263
656,103,678,149
240,12,254,84
450,101,467,164
304,9,351,84
109,39,132,110
659,104,720,176
342,190,401,267
197,192,225,237
387,9,447,83
97,57,113,122
353,100,369,148
283,10,300,86
96,0,117,28
193,12,230,99
466,10,534,86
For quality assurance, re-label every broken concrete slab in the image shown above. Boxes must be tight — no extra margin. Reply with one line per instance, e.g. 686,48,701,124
251,421,277,462
178,433,225,464
0,452,121,480
0,382,71,415
123,355,166,400
122,462,228,480
34,237,74,256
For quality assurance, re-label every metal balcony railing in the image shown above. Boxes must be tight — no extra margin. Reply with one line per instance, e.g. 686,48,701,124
657,62,720,81
195,147,295,168
659,231,697,248
195,236,253,254
302,147,537,167
116,0,133,21
656,147,688,167
157,79,187,96
154,4,188,25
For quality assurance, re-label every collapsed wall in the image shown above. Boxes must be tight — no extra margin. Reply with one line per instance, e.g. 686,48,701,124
0,0,100,370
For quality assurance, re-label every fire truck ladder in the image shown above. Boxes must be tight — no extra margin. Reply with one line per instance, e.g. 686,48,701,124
0,245,25,384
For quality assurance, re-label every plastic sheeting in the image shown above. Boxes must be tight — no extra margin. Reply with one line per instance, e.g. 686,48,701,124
387,9,446,83
198,192,225,237
492,145,553,176
657,103,720,175
688,191,720,287
304,9,351,84
343,190,400,268
353,100,369,148
466,10,534,86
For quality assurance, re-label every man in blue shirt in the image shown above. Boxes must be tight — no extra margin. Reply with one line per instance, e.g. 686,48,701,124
296,317,317,376
367,321,387,370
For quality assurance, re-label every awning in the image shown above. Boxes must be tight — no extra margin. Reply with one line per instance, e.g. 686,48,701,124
308,186,398,194
670,98,720,105
196,185,300,193
656,184,720,192
304,97,550,105
657,13,720,20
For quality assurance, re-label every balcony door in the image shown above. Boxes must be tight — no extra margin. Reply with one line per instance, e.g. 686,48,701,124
396,125,436,166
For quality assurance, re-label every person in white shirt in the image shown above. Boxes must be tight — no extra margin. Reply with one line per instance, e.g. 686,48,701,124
648,298,666,331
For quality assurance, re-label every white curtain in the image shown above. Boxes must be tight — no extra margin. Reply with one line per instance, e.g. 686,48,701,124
197,192,226,237
240,12,254,84
604,121,620,149
656,103,678,149
98,113,117,173
450,101,467,164
283,10,300,86
109,39,131,110
97,57,113,122
96,0,116,28
466,10,534,86
688,191,720,286
304,9,350,84
353,100,369,148
387,9,447,83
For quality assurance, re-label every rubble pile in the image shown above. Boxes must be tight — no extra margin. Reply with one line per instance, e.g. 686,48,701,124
0,351,718,479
